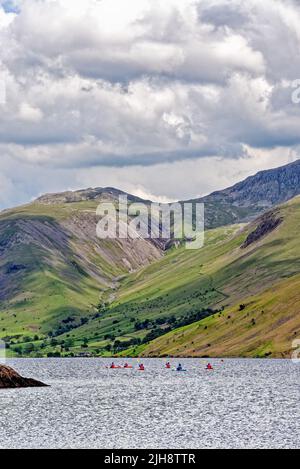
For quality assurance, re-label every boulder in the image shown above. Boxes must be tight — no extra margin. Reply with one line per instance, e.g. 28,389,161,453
0,364,48,389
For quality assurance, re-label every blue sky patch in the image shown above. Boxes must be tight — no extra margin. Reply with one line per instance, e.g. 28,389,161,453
1,0,20,14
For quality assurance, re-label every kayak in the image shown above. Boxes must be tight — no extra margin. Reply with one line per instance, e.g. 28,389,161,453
107,366,134,370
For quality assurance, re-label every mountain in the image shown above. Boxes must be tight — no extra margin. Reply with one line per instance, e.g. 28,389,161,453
35,187,149,205
191,158,300,228
1,160,300,358
95,196,299,359
33,158,300,230
0,189,162,347
135,197,300,358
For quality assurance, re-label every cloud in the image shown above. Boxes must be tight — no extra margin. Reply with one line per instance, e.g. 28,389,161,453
1,145,298,211
0,0,300,207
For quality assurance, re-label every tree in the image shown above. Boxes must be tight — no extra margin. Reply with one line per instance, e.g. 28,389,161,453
65,338,74,348
13,346,22,356
24,343,35,354
81,338,89,348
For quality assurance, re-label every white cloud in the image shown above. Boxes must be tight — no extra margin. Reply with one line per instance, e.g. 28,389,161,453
19,102,43,122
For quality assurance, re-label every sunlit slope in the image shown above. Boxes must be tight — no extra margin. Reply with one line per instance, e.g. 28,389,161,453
52,225,244,346
112,197,300,318
136,197,300,357
3,190,300,358
141,275,300,358
66,197,293,352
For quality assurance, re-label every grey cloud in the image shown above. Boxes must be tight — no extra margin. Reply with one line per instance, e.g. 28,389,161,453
200,2,249,29
0,0,300,208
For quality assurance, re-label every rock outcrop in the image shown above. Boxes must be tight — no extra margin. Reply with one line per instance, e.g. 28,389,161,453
204,159,300,209
190,159,300,228
0,365,48,389
241,210,283,249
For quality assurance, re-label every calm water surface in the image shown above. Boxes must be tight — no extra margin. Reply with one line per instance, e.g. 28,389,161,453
0,358,299,449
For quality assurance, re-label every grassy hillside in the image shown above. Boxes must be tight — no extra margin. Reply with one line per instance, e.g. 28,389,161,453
0,197,162,354
2,190,300,358
136,197,300,358
60,196,300,358
140,275,300,358
49,224,242,351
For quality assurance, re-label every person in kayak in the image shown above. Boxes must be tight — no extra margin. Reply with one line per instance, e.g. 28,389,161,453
110,362,116,369
166,362,171,369
139,364,145,371
206,363,213,370
177,363,183,371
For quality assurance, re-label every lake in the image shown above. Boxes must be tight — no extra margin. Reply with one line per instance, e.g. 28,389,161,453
0,358,299,449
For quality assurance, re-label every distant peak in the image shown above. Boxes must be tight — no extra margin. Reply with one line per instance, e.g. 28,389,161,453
35,187,148,205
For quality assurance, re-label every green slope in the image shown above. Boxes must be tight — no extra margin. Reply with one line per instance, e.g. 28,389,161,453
47,225,243,353
137,197,300,357
141,275,300,358
0,197,162,355
61,196,300,358
2,191,300,358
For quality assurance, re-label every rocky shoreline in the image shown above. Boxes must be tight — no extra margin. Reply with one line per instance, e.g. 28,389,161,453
0,365,48,389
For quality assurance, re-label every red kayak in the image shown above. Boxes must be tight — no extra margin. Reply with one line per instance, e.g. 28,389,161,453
107,366,134,370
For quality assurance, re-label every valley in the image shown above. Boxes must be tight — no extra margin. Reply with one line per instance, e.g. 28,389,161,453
1,161,300,358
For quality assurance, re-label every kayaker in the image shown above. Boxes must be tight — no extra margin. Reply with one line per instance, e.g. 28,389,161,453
110,362,116,369
139,364,145,371
166,362,171,369
177,363,183,371
206,363,213,370
124,363,129,368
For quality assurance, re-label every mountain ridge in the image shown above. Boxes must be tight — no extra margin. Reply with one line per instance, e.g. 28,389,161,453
202,158,300,206
1,159,300,357
193,158,300,227
35,187,150,205
33,158,300,206
31,158,300,229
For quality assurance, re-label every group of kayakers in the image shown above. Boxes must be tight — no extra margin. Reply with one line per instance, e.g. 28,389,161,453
109,361,214,371
110,362,145,371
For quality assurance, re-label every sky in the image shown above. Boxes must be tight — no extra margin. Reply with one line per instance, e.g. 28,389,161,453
0,0,300,208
